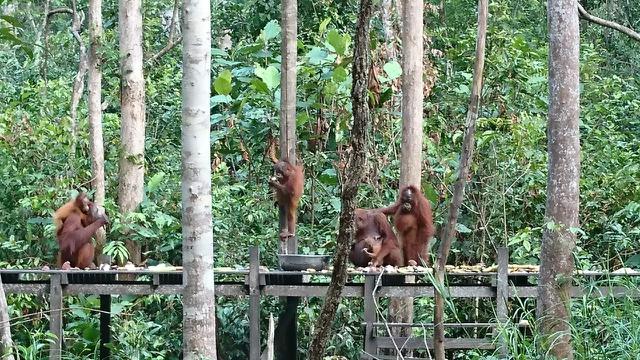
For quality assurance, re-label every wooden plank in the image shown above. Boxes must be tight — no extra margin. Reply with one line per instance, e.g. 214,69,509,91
509,286,537,298
217,284,248,296
371,356,434,360
363,275,376,358
509,286,640,298
64,284,184,295
263,285,363,297
377,286,495,298
374,336,495,350
249,247,260,360
48,274,63,360
496,247,508,358
368,322,496,328
100,295,111,360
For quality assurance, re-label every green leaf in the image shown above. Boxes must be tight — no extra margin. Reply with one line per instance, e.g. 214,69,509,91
250,79,270,93
456,223,472,234
307,47,328,65
318,18,331,34
262,20,281,41
210,95,232,105
383,60,402,80
327,29,346,56
213,69,232,95
255,65,280,90
627,254,640,267
0,15,22,28
319,168,338,186
0,27,21,44
379,88,393,104
422,182,439,204
147,172,165,192
332,66,347,82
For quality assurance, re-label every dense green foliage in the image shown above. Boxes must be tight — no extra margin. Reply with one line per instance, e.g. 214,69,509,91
1,0,639,358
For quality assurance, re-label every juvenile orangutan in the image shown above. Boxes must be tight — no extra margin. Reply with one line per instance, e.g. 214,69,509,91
269,160,304,241
349,208,402,267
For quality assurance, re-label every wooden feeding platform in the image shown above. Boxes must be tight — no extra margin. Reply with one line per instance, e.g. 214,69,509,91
1,247,639,359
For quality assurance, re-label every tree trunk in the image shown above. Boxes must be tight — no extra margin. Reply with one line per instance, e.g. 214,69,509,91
181,0,217,358
389,0,424,351
88,0,107,262
433,0,488,358
398,0,423,188
118,0,145,265
307,0,373,357
538,0,580,358
279,0,298,255
69,0,87,162
380,0,397,61
0,276,14,360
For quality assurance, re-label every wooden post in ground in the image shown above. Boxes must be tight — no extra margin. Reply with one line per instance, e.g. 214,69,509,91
100,294,111,359
48,274,63,360
363,275,376,358
496,247,509,357
249,247,261,359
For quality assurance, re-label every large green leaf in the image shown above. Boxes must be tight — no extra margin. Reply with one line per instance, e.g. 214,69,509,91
0,15,22,28
255,65,280,90
332,66,347,83
327,29,346,56
383,61,402,81
307,47,328,65
261,20,281,42
214,69,233,95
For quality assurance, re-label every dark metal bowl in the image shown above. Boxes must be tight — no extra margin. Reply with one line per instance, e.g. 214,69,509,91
278,254,331,271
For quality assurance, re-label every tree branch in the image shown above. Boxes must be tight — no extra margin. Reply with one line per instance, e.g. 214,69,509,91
146,35,182,66
69,0,88,161
578,3,640,42
146,0,181,66
433,0,488,358
47,7,73,17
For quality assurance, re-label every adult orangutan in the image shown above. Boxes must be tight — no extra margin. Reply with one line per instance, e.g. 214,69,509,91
53,193,92,235
379,185,435,266
56,199,109,269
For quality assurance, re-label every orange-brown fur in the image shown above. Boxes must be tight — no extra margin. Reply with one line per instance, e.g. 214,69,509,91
53,193,91,235
379,185,435,266
269,160,304,241
57,201,108,269
350,209,402,267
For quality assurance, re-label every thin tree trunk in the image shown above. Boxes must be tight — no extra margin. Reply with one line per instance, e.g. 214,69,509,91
69,0,87,162
307,0,373,357
118,0,145,265
279,0,298,255
398,0,423,188
380,0,397,61
39,0,51,86
537,0,580,358
389,0,424,351
0,276,14,360
88,0,107,262
433,0,488,358
181,0,217,358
